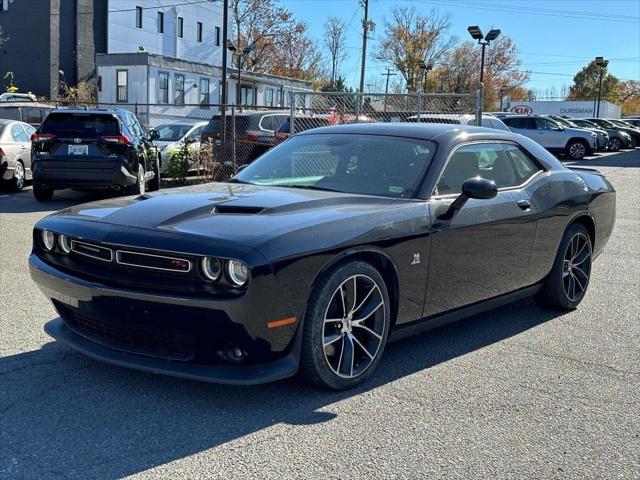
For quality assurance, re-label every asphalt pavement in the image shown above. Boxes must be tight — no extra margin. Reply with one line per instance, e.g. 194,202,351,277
1,149,638,479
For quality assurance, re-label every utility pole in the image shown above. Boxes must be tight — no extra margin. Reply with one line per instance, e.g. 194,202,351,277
359,0,369,94
220,0,229,108
382,67,396,112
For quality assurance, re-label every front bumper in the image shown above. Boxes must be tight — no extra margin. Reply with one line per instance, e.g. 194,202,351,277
32,159,138,190
29,255,301,385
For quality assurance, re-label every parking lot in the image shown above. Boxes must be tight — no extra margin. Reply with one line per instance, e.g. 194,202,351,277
1,149,638,479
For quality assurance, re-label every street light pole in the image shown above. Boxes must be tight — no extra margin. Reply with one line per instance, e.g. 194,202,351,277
499,86,506,111
467,26,500,120
359,0,370,94
595,57,609,118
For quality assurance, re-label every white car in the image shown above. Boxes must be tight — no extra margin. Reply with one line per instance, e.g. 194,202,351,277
406,113,511,132
0,92,37,102
0,119,36,191
154,122,207,171
500,115,597,160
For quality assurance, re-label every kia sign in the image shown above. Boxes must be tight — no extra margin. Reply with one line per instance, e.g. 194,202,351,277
510,105,533,115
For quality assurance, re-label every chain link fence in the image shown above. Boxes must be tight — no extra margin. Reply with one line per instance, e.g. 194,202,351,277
2,91,479,183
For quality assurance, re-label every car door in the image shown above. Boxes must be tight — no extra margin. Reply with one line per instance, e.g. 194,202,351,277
17,123,35,176
535,117,565,149
424,142,542,317
6,122,31,172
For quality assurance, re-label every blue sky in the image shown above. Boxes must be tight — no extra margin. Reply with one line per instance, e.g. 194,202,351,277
281,0,640,92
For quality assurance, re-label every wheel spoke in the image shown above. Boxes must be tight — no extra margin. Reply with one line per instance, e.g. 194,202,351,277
573,265,589,282
572,272,585,293
353,301,383,324
324,318,343,324
352,323,382,340
352,285,377,317
572,239,588,263
350,333,374,360
339,285,347,318
335,336,345,374
324,332,343,348
339,334,355,377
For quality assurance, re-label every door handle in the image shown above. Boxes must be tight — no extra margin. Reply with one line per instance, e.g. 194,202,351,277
517,199,531,210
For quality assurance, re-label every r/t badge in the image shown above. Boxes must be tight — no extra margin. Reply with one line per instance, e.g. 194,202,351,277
411,253,421,265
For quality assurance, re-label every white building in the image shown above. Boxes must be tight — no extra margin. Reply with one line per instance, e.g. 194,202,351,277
96,0,313,126
505,100,621,119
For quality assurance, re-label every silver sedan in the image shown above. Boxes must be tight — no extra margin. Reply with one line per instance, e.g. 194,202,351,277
0,119,35,191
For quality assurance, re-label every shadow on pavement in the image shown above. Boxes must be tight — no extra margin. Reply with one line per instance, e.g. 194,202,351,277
0,188,115,214
1,298,566,478
570,149,640,168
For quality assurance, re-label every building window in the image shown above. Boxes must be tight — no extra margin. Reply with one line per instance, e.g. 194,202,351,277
215,27,220,46
175,74,185,105
240,86,253,106
199,78,210,108
116,70,128,102
135,6,143,28
0,0,8,11
197,22,203,42
158,72,169,103
264,88,274,106
157,12,164,33
177,17,184,38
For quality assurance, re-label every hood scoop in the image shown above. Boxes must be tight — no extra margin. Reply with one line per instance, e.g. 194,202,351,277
212,205,265,215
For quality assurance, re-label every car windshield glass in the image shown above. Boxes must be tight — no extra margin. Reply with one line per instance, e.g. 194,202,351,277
235,133,437,198
609,120,631,128
40,113,119,137
593,119,615,128
156,124,193,141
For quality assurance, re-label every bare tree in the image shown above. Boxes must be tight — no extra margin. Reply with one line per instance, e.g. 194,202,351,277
263,21,322,81
376,7,456,92
323,17,347,88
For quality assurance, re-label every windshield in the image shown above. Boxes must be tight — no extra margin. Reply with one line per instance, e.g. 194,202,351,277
156,124,194,141
592,119,616,128
609,120,632,128
551,117,573,127
235,133,436,198
40,113,119,137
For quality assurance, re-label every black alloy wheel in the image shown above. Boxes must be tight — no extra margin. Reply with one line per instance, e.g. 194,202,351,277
537,223,592,310
300,261,390,390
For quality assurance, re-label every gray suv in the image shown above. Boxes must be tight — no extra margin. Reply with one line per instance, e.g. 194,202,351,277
500,115,597,160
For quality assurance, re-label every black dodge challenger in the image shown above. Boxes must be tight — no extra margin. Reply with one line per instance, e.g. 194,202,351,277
29,123,616,390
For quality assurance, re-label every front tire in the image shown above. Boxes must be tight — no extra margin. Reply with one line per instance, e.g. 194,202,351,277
536,224,592,310
566,139,588,160
148,157,160,191
299,261,391,390
33,181,54,201
126,164,146,195
608,138,621,152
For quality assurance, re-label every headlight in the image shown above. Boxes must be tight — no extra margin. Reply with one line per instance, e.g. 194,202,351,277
58,234,72,254
226,260,249,287
201,257,222,281
41,229,55,251
590,132,597,138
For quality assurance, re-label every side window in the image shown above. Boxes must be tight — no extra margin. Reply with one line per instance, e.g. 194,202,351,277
259,115,273,131
536,118,557,130
11,123,29,142
504,145,542,184
126,112,143,137
502,117,521,129
23,124,36,137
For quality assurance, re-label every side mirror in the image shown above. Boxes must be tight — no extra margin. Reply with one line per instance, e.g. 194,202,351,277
437,177,497,220
148,128,160,141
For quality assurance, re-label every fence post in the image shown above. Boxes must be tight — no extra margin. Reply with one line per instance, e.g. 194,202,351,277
354,90,360,124
289,88,295,135
231,106,237,176
416,93,422,121
475,83,484,126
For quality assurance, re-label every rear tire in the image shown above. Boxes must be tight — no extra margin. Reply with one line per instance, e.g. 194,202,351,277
608,138,621,152
11,161,25,192
33,181,54,201
299,261,391,390
536,223,592,310
565,139,588,160
148,157,160,191
126,164,146,195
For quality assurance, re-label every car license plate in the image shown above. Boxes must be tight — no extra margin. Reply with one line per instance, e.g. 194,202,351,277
68,145,88,155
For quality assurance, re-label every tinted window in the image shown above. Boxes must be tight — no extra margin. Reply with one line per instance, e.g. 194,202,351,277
0,106,21,121
436,143,540,194
40,113,119,137
11,123,29,142
259,115,273,131
236,134,436,198
156,124,193,141
535,117,560,130
502,117,522,129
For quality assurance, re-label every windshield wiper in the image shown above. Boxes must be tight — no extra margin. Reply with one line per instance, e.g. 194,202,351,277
279,184,340,192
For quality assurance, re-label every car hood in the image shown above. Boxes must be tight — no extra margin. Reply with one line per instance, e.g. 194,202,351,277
42,182,425,257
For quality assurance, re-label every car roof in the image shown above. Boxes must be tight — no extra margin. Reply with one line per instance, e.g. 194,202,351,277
50,107,126,115
296,122,514,142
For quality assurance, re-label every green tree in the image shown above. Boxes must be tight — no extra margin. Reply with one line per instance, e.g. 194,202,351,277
568,60,619,101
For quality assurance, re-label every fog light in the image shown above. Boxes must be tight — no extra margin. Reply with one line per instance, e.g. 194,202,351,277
58,234,72,254
200,257,221,281
41,230,55,251
226,260,249,286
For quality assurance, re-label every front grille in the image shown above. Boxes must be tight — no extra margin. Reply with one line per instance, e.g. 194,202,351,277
115,250,192,273
58,304,196,361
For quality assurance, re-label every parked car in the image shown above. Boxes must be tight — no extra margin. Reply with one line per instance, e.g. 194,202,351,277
586,118,639,148
274,116,330,143
0,102,55,128
30,123,615,389
0,92,37,102
605,119,640,143
201,111,289,166
622,118,640,128
543,115,609,151
30,108,160,201
0,119,36,191
406,113,511,131
154,122,207,172
499,115,597,160
568,118,633,151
